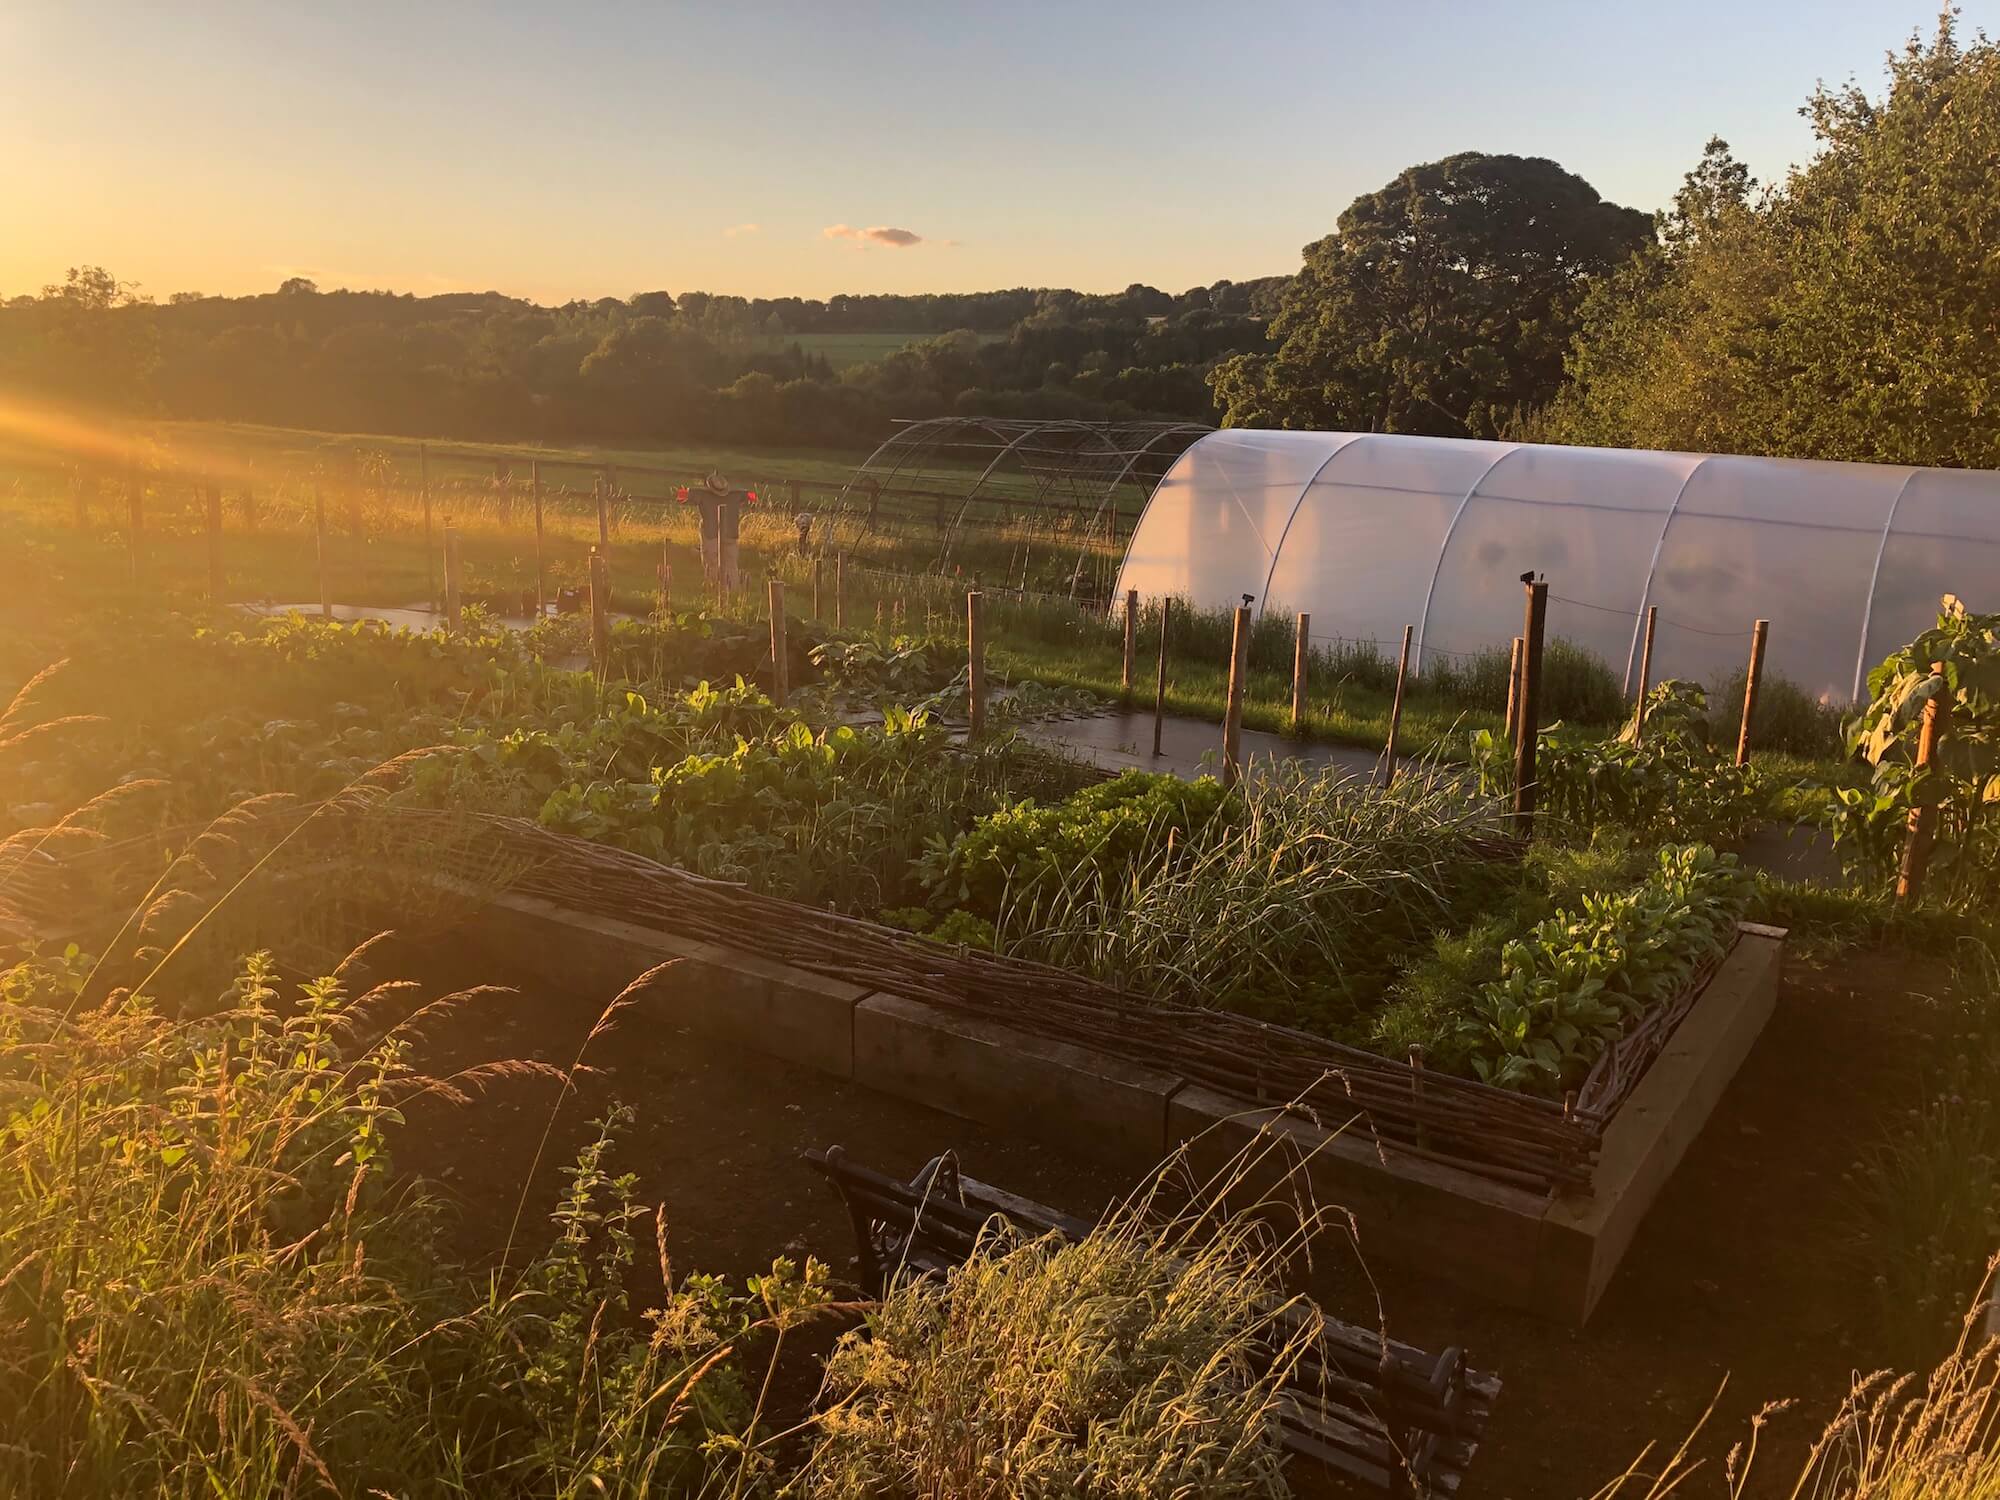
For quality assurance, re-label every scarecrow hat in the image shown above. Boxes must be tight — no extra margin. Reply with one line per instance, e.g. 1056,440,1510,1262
702,470,730,496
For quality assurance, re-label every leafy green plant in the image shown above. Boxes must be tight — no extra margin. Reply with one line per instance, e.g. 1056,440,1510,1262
916,769,1230,916
1832,595,2000,906
1473,679,1764,843
1455,843,1750,1095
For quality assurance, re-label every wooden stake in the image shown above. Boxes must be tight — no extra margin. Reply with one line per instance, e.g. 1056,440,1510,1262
1896,660,1951,905
768,578,789,702
1504,636,1524,743
813,557,825,620
1121,588,1139,702
314,486,331,618
1632,605,1658,744
1381,624,1413,787
204,480,224,605
419,442,434,607
967,590,986,738
657,545,672,618
588,547,610,673
242,486,257,534
596,474,610,548
1512,578,1549,830
1152,597,1172,757
834,553,846,629
1736,619,1769,767
442,521,462,629
1291,612,1310,732
1223,604,1251,789
531,460,546,615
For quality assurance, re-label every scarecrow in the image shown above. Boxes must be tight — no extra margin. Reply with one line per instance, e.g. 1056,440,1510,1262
680,471,751,591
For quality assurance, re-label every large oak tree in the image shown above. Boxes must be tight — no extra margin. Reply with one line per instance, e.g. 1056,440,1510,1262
1210,153,1650,438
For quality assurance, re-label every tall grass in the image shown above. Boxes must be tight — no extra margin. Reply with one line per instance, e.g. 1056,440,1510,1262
1596,1269,2000,1498
0,935,826,1498
983,762,1504,1032
799,1143,1335,1499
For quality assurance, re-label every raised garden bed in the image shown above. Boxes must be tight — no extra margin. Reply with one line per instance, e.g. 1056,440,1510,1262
379,811,1786,1324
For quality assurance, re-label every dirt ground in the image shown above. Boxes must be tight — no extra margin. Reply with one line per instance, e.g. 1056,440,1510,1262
370,933,1957,1499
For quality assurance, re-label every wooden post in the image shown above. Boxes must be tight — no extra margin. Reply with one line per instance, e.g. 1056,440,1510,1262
812,557,825,620
204,480,224,605
127,460,144,584
241,486,257,534
834,553,846,629
1380,624,1414,787
966,590,986,738
768,578,789,701
1153,597,1172,757
1223,604,1251,789
1736,619,1769,766
1504,636,1524,743
588,547,610,673
596,475,610,549
442,521,462,629
1291,612,1310,732
419,442,434,607
314,486,332,619
1897,661,1951,905
1121,588,1139,703
1512,578,1549,830
657,545,672,617
1632,605,1658,744
531,460,546,615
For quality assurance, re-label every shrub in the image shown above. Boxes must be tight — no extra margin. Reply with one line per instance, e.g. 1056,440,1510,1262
1425,637,1627,725
1714,665,1845,759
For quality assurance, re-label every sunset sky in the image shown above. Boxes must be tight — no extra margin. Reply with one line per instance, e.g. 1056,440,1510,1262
6,0,1987,305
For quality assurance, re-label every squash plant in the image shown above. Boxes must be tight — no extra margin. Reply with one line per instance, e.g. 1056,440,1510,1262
1833,595,2000,906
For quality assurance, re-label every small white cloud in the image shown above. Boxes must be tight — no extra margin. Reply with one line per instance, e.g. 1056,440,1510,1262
823,224,927,248
723,223,761,238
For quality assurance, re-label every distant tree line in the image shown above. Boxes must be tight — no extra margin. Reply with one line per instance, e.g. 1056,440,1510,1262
0,273,1285,449
6,17,1987,473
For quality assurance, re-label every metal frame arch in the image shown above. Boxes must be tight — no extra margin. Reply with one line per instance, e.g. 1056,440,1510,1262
1103,421,1213,498
1256,433,1370,621
1411,444,1521,674
1851,466,1922,703
1619,454,1712,695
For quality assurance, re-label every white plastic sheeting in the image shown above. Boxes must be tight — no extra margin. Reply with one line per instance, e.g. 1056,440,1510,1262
1113,430,2000,703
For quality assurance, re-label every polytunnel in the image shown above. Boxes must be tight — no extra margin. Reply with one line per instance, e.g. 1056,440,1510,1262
1112,430,2000,704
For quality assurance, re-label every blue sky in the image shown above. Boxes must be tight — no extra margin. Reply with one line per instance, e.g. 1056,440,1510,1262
5,0,1987,302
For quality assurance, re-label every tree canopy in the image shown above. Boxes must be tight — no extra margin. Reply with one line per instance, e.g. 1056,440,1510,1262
1539,15,2000,470
1210,153,1651,438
